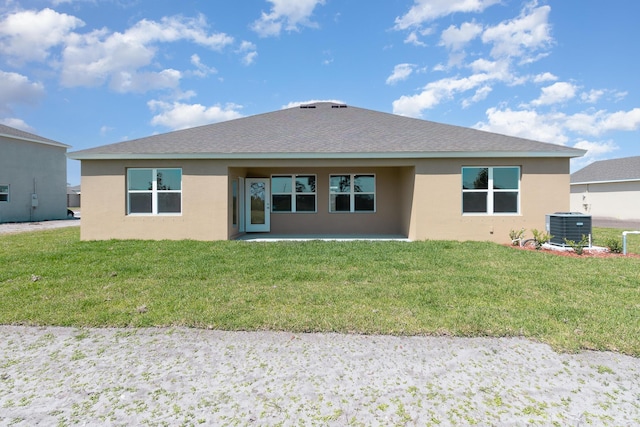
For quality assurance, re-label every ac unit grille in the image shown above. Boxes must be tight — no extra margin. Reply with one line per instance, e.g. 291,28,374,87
546,213,592,247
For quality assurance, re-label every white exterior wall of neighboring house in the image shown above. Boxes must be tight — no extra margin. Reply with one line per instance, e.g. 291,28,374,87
67,185,81,208
570,180,640,221
0,134,69,223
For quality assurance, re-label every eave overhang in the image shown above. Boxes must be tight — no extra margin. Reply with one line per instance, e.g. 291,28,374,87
571,178,640,185
68,150,586,161
1,132,70,149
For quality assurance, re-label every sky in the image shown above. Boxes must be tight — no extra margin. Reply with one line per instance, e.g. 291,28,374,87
1,0,639,186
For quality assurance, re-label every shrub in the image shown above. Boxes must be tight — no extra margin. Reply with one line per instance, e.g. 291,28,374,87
563,235,590,255
531,229,553,250
509,228,525,246
604,237,623,254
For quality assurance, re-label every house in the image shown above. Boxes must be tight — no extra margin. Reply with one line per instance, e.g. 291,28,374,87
570,156,640,221
0,124,69,223
67,185,81,208
67,102,584,242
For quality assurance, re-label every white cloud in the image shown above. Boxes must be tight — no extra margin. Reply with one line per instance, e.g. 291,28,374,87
60,14,233,92
439,21,483,51
0,8,84,64
237,41,258,65
392,60,514,117
612,91,628,102
475,107,569,144
600,108,640,133
475,106,640,147
571,139,619,171
124,15,233,50
404,30,427,47
462,85,492,108
0,70,45,113
564,108,640,136
148,100,243,130
481,3,552,61
386,63,416,85
110,69,182,93
579,89,627,104
573,139,618,157
281,99,344,109
468,57,510,77
533,72,557,83
580,89,604,104
242,51,258,66
0,117,34,132
251,0,326,37
395,0,500,30
393,73,495,116
100,125,113,136
392,2,555,117
190,54,217,77
531,81,578,106
50,0,94,5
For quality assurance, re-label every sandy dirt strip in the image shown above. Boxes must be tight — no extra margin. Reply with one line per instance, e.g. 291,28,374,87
1,326,638,426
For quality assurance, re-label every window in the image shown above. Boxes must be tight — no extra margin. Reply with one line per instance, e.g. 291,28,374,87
462,167,519,214
329,174,375,212
0,185,8,202
271,175,316,212
127,168,181,215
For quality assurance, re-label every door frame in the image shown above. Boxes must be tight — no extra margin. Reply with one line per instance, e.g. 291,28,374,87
245,177,270,232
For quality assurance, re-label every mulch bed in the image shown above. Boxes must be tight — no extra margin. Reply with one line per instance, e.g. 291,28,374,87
508,245,640,258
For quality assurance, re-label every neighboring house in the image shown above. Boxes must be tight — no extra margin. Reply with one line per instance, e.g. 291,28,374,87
570,156,640,221
67,185,81,208
68,102,584,242
0,124,69,223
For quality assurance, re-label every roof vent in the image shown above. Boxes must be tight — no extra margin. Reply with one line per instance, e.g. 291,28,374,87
300,105,316,109
331,104,348,109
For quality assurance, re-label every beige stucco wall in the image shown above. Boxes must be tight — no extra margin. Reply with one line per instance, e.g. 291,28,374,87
571,181,640,221
232,165,409,236
80,157,571,243
0,136,67,223
408,157,570,242
81,160,228,240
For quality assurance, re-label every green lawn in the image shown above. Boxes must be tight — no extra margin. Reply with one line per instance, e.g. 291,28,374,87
1,227,639,356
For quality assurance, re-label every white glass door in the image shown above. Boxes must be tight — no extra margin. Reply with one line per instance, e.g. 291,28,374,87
245,178,270,232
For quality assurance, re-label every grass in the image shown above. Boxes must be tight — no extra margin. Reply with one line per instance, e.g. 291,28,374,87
592,226,640,253
1,227,639,356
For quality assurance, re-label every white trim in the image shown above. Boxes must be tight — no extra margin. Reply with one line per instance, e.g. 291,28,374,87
571,178,640,185
68,150,584,161
245,178,271,232
329,173,376,213
1,132,70,149
270,174,317,213
461,166,520,216
126,168,182,215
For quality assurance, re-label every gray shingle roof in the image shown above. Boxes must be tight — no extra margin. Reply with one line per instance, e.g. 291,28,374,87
571,156,640,183
68,102,584,160
0,124,68,148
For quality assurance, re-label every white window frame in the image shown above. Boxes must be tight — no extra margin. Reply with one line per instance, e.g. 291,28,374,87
0,184,8,202
329,174,376,213
461,166,520,215
127,168,182,215
271,174,317,213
